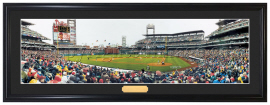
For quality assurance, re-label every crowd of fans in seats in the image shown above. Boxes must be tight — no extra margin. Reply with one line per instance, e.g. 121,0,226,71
21,39,54,49
21,26,50,40
21,27,43,37
172,48,249,83
58,49,92,54
207,33,249,42
57,45,87,48
136,32,248,48
137,35,203,44
22,39,50,44
208,19,249,37
136,41,203,48
21,47,249,84
222,19,249,32
130,50,166,53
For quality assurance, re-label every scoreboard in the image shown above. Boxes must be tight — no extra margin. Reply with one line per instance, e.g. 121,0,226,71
53,19,71,44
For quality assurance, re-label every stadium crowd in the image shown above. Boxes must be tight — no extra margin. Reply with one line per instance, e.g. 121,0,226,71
207,33,248,42
58,49,92,54
137,35,203,44
208,19,249,37
137,33,248,48
21,47,249,84
22,39,53,46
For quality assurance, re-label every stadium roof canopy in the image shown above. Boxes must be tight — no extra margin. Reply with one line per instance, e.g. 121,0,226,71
21,20,51,40
143,30,204,36
216,19,237,26
21,20,35,26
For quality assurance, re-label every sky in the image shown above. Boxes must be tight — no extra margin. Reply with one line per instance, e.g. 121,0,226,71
22,19,219,47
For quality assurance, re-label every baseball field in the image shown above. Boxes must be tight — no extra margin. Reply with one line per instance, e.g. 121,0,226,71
65,54,191,72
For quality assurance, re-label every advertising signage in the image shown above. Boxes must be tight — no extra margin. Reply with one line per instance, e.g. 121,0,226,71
58,26,70,33
53,19,70,33
53,25,58,32
62,33,70,40
53,32,70,41
71,30,76,33
157,45,165,48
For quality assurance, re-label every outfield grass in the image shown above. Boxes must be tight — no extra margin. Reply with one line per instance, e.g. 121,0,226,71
65,54,190,72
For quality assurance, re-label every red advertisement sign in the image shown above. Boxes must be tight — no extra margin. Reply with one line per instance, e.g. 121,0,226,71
56,32,70,41
53,25,58,32
55,19,67,26
62,33,70,40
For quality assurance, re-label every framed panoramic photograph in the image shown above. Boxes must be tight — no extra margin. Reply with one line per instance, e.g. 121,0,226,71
3,3,267,102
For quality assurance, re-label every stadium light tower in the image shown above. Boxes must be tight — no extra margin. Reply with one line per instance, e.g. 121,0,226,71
122,36,126,47
146,24,155,35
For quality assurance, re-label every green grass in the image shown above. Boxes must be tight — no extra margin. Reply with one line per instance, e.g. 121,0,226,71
65,54,190,72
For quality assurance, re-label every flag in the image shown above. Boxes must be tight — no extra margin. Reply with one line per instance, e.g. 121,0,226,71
104,40,106,42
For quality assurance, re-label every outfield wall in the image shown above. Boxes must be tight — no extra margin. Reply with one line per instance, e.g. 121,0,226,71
120,50,168,55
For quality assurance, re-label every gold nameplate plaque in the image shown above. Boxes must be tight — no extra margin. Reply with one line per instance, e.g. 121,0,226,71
122,86,148,93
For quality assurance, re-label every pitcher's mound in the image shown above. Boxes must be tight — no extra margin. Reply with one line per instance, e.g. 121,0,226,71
135,59,143,61
147,63,172,66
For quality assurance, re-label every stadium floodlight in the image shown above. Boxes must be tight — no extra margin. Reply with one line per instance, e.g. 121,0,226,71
146,24,155,35
122,36,126,47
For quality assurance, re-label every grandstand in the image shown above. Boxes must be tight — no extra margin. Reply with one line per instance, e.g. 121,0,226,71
21,20,56,61
204,19,249,48
135,30,205,55
168,19,249,62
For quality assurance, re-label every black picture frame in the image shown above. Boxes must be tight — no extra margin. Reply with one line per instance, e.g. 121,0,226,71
3,3,267,102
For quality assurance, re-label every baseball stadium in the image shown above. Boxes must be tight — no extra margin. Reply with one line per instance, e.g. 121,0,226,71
21,19,249,84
